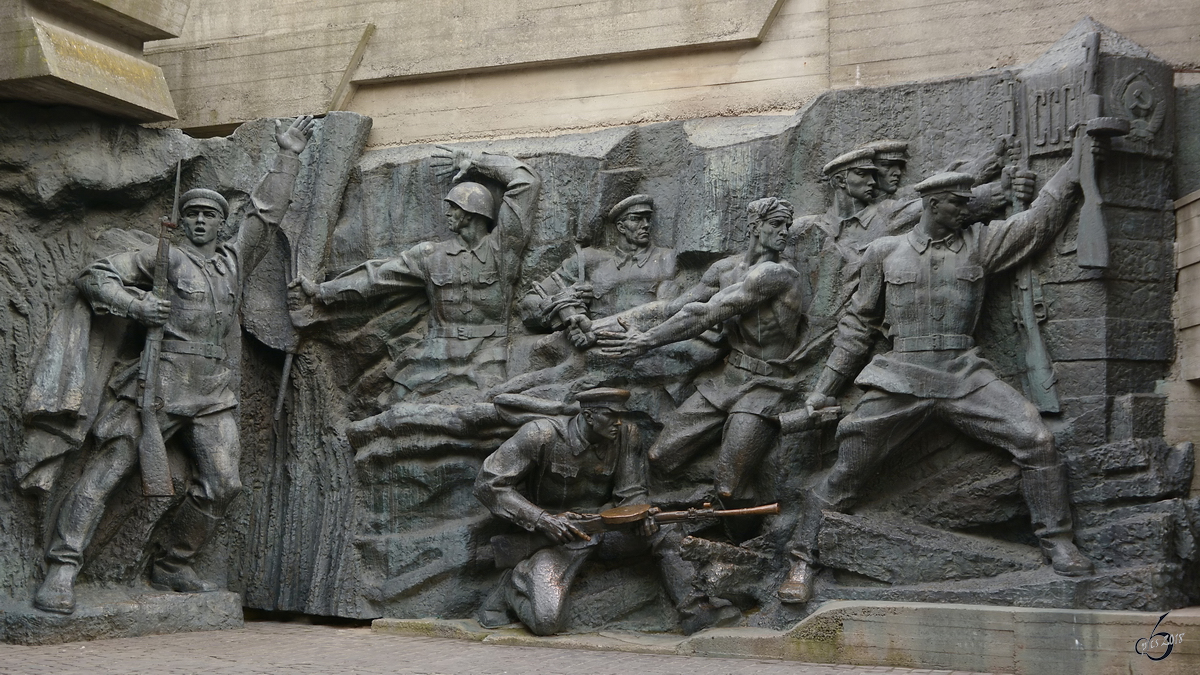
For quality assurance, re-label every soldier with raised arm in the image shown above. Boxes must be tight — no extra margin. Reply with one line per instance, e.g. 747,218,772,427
597,198,807,504
779,137,1095,604
34,117,315,614
292,147,540,400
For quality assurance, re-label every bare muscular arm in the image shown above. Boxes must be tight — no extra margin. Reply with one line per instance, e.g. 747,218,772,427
596,261,797,358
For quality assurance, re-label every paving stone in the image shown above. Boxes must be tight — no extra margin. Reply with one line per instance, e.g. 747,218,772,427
0,621,1011,675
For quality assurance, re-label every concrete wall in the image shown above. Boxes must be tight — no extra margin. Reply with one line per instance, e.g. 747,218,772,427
145,0,1200,148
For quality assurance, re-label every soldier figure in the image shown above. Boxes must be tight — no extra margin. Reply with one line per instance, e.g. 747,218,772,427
790,146,1034,379
33,117,315,614
520,194,679,348
474,388,739,636
597,198,806,504
292,147,540,400
780,144,1095,604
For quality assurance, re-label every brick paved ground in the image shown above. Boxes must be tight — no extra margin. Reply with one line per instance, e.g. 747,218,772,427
0,621,1010,675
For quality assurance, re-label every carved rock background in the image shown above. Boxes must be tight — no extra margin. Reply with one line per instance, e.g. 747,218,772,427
2,20,1199,634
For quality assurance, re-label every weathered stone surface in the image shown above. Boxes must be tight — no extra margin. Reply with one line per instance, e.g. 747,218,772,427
1,19,1196,642
1064,439,1194,504
0,16,178,121
818,564,1189,612
818,512,1044,585
0,588,242,646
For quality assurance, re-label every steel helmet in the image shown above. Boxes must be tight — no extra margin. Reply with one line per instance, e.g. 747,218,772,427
444,181,494,220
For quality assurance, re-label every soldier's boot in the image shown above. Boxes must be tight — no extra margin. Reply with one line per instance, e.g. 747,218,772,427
678,596,741,636
778,552,816,604
33,562,79,614
150,498,220,593
476,570,517,628
1022,464,1094,577
778,491,828,604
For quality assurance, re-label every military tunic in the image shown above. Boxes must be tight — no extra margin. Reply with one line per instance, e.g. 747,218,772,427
520,244,678,329
316,154,540,398
813,167,1080,536
47,149,302,567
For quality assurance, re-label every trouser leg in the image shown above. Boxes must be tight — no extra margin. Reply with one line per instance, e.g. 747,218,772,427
816,390,933,512
155,411,241,574
715,412,778,502
781,391,930,604
648,392,726,474
506,544,593,636
45,435,140,567
936,381,1070,537
936,380,1091,575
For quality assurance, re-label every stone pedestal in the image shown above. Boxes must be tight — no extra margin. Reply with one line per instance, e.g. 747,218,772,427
0,587,243,646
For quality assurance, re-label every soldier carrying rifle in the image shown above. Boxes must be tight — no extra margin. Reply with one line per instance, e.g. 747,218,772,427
473,387,748,636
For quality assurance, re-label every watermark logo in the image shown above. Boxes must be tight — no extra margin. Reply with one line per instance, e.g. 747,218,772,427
1134,612,1184,661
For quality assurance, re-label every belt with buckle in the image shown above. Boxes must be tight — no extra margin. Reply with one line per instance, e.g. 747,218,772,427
892,334,974,352
161,340,226,359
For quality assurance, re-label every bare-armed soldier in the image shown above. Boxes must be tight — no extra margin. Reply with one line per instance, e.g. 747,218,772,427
598,198,806,504
34,117,315,614
779,137,1095,604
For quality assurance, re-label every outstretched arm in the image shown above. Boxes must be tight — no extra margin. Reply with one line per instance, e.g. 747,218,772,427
597,261,794,358
806,243,888,406
473,421,590,544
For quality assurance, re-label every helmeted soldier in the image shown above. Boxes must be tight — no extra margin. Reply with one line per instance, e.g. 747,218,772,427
779,147,1095,604
33,117,315,614
473,388,738,635
292,147,540,400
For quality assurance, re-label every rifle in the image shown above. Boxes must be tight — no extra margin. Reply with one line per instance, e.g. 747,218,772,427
1076,31,1130,269
137,160,181,496
1004,78,1061,414
570,502,780,539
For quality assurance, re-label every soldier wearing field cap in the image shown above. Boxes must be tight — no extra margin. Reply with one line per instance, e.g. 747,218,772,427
780,138,1096,604
865,139,909,198
34,117,315,614
520,193,678,347
786,148,893,385
857,137,1027,233
474,388,737,636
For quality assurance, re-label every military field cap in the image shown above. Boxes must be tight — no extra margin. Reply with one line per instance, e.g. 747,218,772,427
822,148,878,176
609,194,654,222
913,172,975,197
180,188,230,218
864,139,909,163
575,387,631,411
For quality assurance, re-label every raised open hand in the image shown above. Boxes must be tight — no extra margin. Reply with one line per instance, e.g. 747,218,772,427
431,145,475,182
276,115,315,154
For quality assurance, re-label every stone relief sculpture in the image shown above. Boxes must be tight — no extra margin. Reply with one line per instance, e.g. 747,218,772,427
1,19,1195,645
519,194,679,348
474,387,740,636
28,117,315,614
782,139,1096,604
598,198,804,506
